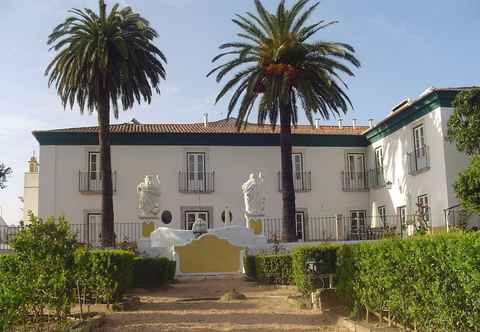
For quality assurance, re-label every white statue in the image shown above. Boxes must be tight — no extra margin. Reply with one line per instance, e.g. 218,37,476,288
223,206,232,224
137,175,161,218
242,172,265,215
192,217,208,237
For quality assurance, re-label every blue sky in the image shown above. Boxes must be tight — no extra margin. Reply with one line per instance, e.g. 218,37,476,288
0,0,478,224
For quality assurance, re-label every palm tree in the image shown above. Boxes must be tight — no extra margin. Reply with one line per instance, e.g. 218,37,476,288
46,0,166,247
208,0,360,242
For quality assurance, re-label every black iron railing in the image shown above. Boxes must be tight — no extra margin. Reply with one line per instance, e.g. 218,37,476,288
342,171,369,192
408,145,430,175
178,171,215,193
79,171,117,193
277,171,312,192
368,168,386,188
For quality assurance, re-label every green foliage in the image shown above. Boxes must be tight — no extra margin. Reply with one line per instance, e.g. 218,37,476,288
74,249,135,304
291,244,340,293
168,260,177,281
0,254,27,330
0,163,12,190
254,254,292,285
454,155,480,214
133,257,175,288
336,233,480,331
448,88,480,155
243,255,257,280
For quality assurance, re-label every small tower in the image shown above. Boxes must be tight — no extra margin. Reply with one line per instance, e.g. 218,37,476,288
23,152,39,224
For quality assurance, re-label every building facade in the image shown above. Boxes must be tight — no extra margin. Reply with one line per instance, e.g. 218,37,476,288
27,87,478,243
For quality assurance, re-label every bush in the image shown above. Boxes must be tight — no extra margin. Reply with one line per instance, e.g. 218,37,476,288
254,254,292,285
133,257,174,288
168,260,176,281
336,233,480,331
454,155,480,214
291,244,340,294
0,254,26,330
75,249,134,303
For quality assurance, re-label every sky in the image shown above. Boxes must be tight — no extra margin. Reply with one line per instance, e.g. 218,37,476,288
0,0,478,224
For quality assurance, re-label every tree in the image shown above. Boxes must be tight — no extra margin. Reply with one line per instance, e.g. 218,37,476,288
447,88,480,155
0,163,12,190
208,0,360,241
46,0,166,247
454,155,480,214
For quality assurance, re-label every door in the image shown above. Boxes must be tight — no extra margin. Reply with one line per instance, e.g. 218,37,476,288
374,147,384,185
347,154,366,189
413,125,427,170
88,152,100,191
295,211,306,242
350,210,367,239
187,153,206,192
377,206,386,227
185,211,209,230
87,213,102,246
292,153,304,191
397,206,407,235
417,195,430,225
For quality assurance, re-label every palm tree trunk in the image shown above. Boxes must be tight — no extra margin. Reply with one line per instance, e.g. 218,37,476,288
279,103,297,242
98,98,115,247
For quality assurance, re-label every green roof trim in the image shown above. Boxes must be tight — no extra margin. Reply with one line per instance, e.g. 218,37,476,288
32,131,368,147
365,90,459,144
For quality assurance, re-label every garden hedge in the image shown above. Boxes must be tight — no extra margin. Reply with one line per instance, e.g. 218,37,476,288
133,257,175,288
245,254,292,285
75,249,135,303
336,232,480,331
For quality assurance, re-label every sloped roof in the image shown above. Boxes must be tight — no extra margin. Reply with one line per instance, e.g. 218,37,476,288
35,118,367,136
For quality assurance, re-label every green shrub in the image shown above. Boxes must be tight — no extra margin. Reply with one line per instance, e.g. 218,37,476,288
243,255,257,280
168,260,176,281
133,257,174,288
255,254,292,285
291,244,340,294
0,254,26,330
75,249,134,303
336,233,480,331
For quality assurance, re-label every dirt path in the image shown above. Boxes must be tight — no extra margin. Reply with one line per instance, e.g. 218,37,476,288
94,277,349,332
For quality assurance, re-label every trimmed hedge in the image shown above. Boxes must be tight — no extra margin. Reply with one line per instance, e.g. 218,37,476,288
75,249,135,303
243,255,257,280
251,254,293,285
336,233,480,331
291,244,340,294
133,257,175,288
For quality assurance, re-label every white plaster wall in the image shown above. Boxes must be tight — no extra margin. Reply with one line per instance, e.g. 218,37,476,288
367,107,451,228
38,144,368,227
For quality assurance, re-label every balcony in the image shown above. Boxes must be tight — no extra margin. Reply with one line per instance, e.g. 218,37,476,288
178,171,215,193
278,171,312,192
408,145,430,175
342,171,369,192
79,171,117,194
368,168,386,188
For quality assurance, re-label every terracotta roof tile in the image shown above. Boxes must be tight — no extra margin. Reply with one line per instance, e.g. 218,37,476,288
35,118,368,136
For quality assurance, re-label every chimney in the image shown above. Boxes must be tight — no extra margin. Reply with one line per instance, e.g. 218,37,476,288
352,118,357,129
338,119,343,129
203,113,208,127
368,119,374,129
315,118,321,129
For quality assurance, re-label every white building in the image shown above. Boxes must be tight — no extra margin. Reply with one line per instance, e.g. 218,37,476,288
26,86,478,243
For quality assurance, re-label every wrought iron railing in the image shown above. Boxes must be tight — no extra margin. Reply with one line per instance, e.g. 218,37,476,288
277,171,312,192
79,171,117,193
178,171,215,193
368,168,386,188
341,171,369,192
408,145,430,175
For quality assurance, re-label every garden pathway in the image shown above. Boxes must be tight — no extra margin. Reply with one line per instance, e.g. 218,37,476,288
94,277,350,332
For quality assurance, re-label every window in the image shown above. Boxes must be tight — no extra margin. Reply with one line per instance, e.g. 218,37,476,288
374,147,383,169
377,206,386,227
346,153,366,189
184,210,209,230
186,152,206,191
413,124,426,152
88,152,100,191
292,153,305,190
350,210,367,239
417,195,430,224
397,206,407,230
295,211,306,241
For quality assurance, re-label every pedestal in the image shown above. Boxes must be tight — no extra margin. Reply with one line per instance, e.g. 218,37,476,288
244,213,267,242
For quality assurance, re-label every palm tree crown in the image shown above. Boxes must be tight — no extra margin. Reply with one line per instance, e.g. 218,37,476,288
46,3,167,116
208,0,360,127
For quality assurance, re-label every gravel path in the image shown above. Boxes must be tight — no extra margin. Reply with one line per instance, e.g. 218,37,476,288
94,277,349,332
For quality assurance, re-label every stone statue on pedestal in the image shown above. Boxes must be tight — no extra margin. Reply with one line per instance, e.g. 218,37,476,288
137,175,161,218
241,173,265,215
